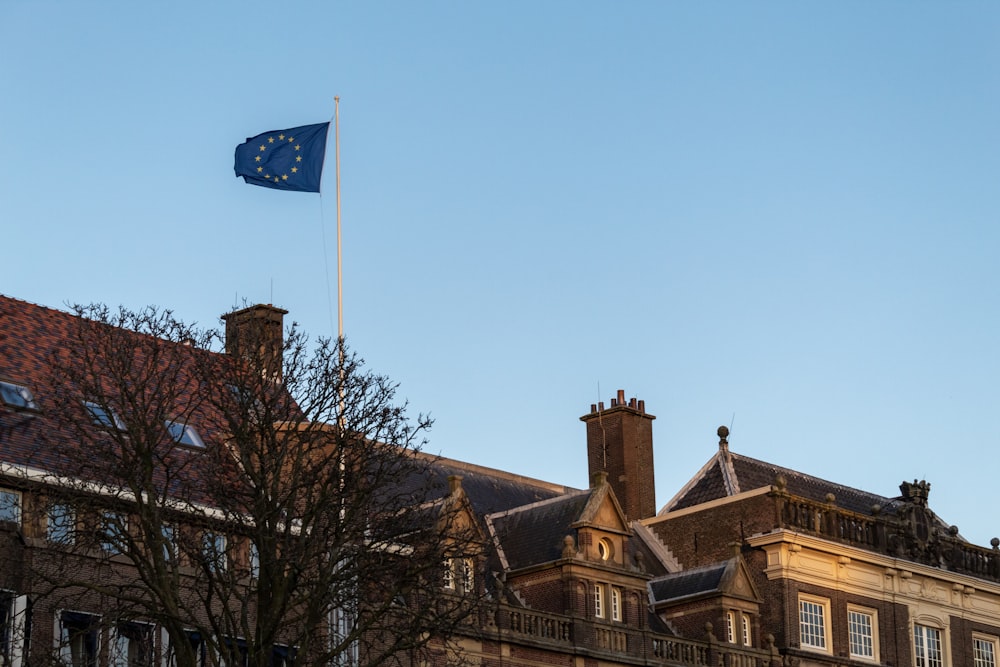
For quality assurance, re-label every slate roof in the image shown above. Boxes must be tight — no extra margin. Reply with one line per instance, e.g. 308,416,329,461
648,561,729,604
488,491,592,571
663,444,903,517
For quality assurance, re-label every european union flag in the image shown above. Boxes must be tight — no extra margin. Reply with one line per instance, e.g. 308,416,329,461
234,122,330,193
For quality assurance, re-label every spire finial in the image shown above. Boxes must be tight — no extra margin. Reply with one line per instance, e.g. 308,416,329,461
717,425,729,451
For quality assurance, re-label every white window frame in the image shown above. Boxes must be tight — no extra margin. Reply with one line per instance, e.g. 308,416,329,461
165,420,205,448
442,558,455,590
0,490,21,526
798,594,831,653
847,605,878,662
0,591,28,667
611,587,622,622
974,633,999,667
742,613,752,647
914,623,944,667
725,610,735,643
593,583,605,619
460,557,474,593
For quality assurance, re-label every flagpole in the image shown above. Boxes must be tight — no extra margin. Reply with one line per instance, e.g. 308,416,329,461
335,96,343,342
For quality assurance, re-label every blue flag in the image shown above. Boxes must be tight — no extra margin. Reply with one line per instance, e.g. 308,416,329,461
234,122,330,192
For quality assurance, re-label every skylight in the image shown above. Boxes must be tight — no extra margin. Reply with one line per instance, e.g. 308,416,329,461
84,401,124,430
166,420,205,448
0,381,38,411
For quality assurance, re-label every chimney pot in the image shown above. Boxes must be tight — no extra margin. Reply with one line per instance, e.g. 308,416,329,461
617,389,626,404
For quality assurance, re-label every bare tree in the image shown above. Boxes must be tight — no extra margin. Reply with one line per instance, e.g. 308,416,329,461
27,304,484,667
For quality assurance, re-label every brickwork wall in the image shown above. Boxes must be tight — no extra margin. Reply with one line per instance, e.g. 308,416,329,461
764,575,911,665
948,615,1000,667
650,494,776,569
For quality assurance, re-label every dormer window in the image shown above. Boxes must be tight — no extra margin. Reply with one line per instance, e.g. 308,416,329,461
84,401,124,430
597,537,613,561
166,420,205,448
0,381,38,411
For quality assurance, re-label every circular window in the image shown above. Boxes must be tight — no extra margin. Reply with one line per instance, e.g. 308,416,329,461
598,538,613,561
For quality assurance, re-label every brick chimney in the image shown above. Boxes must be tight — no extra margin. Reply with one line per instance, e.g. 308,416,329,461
221,304,288,381
580,390,656,522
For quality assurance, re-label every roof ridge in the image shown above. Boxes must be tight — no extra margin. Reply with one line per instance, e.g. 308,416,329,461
415,450,580,496
485,487,591,521
729,451,894,503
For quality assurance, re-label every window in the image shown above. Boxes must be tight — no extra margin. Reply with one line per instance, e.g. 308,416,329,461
48,503,76,544
442,558,473,592
0,490,20,525
329,601,357,667
165,420,205,448
110,622,154,667
202,532,227,573
84,401,124,430
460,558,475,593
161,524,176,562
798,595,830,652
169,630,207,667
248,540,260,580
848,606,878,661
974,634,998,667
914,624,943,667
221,637,248,667
58,611,100,667
597,537,613,561
442,558,455,590
593,583,605,618
725,611,750,645
100,511,128,555
611,587,622,622
270,645,295,667
0,382,37,411
0,591,28,667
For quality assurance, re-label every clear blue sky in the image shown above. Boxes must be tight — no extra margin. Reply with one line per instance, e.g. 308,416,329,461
3,3,999,545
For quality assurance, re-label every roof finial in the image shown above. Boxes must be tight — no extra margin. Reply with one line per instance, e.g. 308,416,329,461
717,425,729,451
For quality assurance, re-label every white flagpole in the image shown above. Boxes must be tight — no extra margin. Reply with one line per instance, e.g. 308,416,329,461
335,96,343,341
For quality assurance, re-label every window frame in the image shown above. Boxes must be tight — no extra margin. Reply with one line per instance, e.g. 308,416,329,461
742,613,752,647
593,583,605,619
201,531,227,573
165,420,205,448
0,381,38,411
913,622,944,667
610,587,622,622
0,490,21,526
847,604,878,662
973,632,999,667
460,557,475,593
110,620,155,667
798,594,831,654
100,510,128,556
48,502,76,544
84,401,124,430
57,610,101,667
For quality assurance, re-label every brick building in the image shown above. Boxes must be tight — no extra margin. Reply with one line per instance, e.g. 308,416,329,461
3,294,999,667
